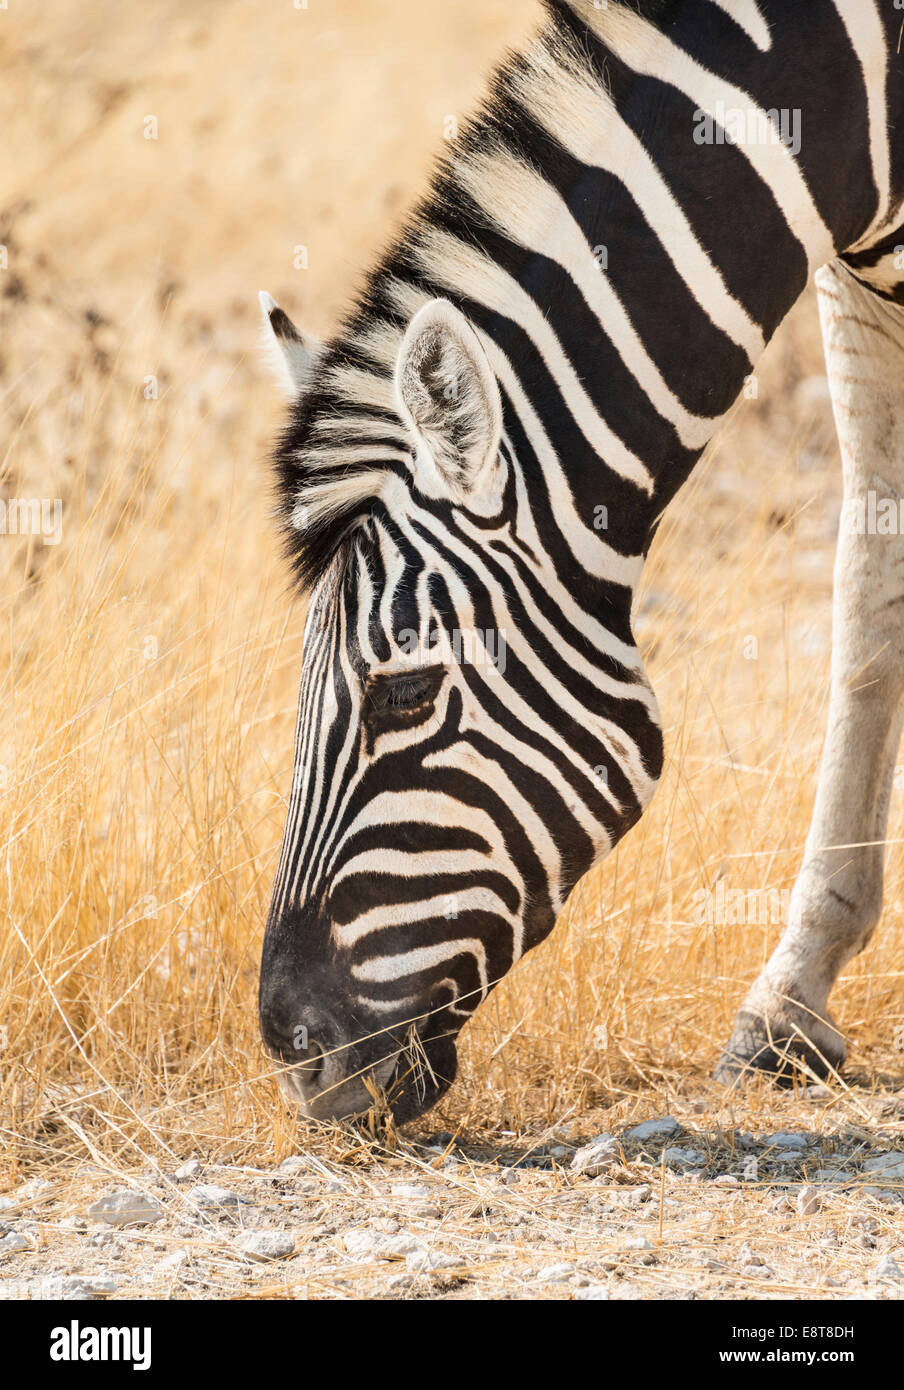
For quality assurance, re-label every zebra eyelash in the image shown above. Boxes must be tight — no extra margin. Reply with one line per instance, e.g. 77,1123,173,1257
364,666,446,716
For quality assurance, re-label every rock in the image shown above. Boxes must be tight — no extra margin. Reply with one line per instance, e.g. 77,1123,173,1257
797,1185,820,1216
873,1254,903,1283
390,1183,430,1200
187,1184,248,1210
663,1146,706,1169
813,1167,848,1183
738,1242,764,1266
237,1230,295,1262
58,1216,87,1231
712,1175,739,1187
537,1261,575,1282
617,1185,652,1208
547,1145,567,1160
382,1233,424,1259
0,1198,16,1213
87,1190,163,1227
15,1179,53,1199
574,1284,609,1300
768,1131,813,1149
741,1157,759,1181
174,1160,202,1181
278,1157,310,1175
862,1153,904,1180
741,1264,773,1279
805,1083,832,1099
570,1136,620,1175
623,1236,653,1251
625,1117,681,1142
156,1251,188,1273
406,1250,461,1273
60,1275,118,1298
0,1233,31,1254
343,1228,421,1260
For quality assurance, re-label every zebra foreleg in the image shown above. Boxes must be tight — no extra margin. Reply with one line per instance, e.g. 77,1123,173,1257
717,257,904,1084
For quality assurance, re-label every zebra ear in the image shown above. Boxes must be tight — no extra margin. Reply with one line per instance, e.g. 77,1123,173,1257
395,298,502,498
258,291,321,397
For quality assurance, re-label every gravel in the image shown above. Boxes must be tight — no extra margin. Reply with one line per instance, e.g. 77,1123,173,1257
537,1261,576,1282
406,1249,462,1273
862,1153,904,1179
796,1186,820,1216
663,1146,706,1169
570,1136,620,1175
236,1230,295,1262
187,1185,250,1210
767,1131,813,1149
625,1117,682,1142
0,1233,31,1254
87,1190,163,1227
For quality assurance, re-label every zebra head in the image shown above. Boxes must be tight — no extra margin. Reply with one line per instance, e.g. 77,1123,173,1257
257,291,662,1123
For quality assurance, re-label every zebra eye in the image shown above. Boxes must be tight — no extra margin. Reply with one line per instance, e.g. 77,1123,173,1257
366,666,444,719
385,674,434,708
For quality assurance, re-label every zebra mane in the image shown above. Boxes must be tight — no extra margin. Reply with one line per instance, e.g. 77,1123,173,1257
272,0,635,592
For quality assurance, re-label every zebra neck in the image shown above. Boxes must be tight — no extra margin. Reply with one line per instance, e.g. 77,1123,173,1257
381,0,887,556
286,0,895,598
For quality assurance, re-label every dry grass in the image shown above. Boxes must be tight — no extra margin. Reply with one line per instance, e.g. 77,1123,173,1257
0,0,902,1298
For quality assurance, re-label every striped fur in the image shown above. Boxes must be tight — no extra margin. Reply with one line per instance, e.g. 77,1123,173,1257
258,0,904,1121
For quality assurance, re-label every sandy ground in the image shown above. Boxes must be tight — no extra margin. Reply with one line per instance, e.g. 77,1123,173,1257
2,1085,903,1301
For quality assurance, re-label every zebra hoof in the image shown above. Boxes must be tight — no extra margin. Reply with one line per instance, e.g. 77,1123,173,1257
714,1008,845,1088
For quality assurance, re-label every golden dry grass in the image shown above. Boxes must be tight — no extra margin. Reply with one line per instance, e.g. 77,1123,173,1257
1,0,902,1213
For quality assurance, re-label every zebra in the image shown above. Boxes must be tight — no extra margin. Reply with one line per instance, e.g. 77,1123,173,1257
257,0,904,1122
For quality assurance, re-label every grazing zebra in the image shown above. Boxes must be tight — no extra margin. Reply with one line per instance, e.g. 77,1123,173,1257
257,0,904,1122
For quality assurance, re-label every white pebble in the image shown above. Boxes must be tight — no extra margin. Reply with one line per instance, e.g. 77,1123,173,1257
537,1261,575,1282
237,1230,295,1262
188,1184,248,1209
626,1117,681,1142
874,1254,904,1282
87,1190,163,1227
406,1249,461,1273
797,1185,819,1216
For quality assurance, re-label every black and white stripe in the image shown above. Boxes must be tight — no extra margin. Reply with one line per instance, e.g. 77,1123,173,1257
258,0,904,1120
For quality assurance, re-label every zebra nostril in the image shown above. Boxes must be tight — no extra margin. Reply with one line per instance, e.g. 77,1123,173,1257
294,1038,324,1086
